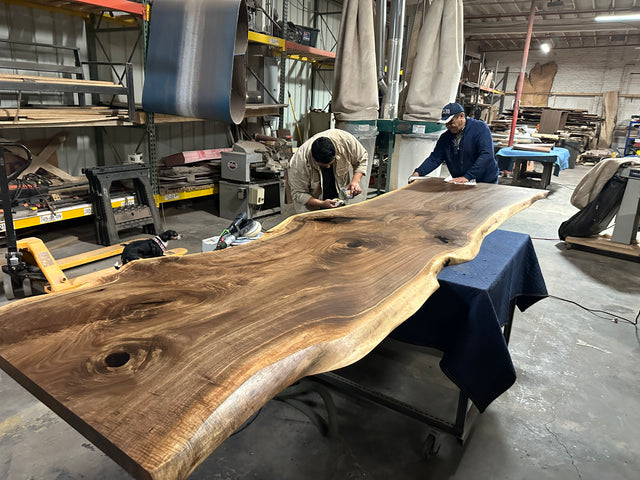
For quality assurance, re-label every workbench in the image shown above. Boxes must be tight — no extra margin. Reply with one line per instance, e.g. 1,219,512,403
496,147,570,189
316,229,548,443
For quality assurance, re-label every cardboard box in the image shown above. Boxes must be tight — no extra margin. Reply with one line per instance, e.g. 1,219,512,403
538,109,568,134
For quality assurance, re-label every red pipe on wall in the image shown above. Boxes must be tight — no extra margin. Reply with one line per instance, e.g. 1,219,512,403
508,0,537,147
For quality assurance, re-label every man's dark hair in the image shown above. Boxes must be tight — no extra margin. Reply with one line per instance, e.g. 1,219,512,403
311,137,336,164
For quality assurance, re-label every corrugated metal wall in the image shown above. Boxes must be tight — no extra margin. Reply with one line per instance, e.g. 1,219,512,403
271,0,339,142
0,0,341,174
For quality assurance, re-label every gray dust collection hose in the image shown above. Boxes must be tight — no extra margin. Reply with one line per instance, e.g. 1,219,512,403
142,0,248,124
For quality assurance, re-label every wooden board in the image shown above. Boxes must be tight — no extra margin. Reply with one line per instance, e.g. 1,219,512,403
565,235,640,261
0,72,118,87
0,179,547,480
521,61,557,107
512,143,554,153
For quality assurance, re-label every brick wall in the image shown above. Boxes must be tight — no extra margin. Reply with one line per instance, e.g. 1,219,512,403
484,46,640,150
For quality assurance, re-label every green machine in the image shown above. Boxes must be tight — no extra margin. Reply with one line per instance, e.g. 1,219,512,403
376,119,444,193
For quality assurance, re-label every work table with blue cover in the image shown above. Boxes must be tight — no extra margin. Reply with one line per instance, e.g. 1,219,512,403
496,146,571,188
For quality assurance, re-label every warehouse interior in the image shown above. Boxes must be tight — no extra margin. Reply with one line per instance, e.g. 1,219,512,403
1,1,639,480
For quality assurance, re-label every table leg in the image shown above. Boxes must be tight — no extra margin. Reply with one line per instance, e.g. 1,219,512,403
512,159,524,183
540,163,553,189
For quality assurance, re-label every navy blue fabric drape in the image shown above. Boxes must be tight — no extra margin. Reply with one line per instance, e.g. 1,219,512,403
391,229,548,412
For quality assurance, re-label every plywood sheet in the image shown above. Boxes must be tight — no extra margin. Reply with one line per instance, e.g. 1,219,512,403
0,179,547,480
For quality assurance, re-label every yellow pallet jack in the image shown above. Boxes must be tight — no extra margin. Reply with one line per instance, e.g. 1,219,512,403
2,142,186,300
4,237,187,298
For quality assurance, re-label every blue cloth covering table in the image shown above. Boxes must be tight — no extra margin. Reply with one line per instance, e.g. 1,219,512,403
496,146,570,174
391,229,548,412
496,147,570,189
315,229,548,442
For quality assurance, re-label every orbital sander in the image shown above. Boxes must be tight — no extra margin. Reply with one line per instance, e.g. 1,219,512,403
215,212,262,250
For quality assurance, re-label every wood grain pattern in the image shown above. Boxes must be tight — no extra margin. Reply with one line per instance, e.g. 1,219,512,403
0,179,546,480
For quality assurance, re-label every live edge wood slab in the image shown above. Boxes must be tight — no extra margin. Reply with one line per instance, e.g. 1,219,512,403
0,179,546,480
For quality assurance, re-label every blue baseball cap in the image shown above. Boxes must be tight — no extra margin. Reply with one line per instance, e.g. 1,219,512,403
438,102,465,124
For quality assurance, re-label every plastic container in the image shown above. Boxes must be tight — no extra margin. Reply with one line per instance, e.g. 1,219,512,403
297,25,319,47
559,139,581,169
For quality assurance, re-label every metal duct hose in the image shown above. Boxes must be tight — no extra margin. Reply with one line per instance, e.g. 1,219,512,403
142,0,248,124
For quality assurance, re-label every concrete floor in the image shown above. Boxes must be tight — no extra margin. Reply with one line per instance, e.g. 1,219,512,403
1,165,639,480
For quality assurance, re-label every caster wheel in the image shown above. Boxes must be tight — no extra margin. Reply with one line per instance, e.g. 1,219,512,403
422,432,441,458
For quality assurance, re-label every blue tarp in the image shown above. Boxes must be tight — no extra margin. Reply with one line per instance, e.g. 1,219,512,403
496,146,570,175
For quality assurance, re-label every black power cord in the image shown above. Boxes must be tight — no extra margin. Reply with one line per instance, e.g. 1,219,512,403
230,408,262,436
548,294,639,327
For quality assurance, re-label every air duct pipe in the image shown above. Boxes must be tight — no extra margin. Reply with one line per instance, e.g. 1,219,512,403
381,0,406,119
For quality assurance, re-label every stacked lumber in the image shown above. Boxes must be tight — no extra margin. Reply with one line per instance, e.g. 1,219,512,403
157,162,221,194
157,148,229,194
492,106,603,131
491,106,603,151
0,107,131,126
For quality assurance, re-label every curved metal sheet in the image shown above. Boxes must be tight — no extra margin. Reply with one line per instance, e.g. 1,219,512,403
142,0,247,124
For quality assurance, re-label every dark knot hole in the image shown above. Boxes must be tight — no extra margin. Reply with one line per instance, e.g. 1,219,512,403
105,351,130,368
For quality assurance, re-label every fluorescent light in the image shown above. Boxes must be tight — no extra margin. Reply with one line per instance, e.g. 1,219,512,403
595,13,640,22
540,43,551,53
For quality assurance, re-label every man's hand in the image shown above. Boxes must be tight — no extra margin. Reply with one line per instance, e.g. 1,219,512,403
323,198,344,208
449,176,470,184
307,198,343,209
347,172,364,197
346,181,362,197
408,171,421,183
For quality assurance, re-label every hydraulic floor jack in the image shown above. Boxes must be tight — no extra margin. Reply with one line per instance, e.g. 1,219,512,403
1,143,143,300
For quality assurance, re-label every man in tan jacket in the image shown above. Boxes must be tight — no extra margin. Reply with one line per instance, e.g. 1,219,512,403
288,129,368,213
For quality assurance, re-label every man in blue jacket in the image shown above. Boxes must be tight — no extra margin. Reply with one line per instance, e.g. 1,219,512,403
412,103,499,184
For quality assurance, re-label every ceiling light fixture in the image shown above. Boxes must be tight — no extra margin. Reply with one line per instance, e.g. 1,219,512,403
540,43,551,53
547,1,564,7
595,13,640,22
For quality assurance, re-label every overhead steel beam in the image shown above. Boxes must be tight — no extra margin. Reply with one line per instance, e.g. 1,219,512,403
465,9,640,21
467,32,640,43
466,21,639,36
